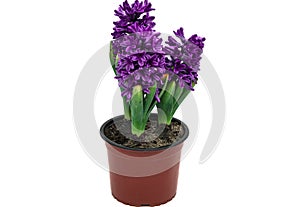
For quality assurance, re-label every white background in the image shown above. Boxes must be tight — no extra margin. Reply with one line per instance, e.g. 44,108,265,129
1,0,300,206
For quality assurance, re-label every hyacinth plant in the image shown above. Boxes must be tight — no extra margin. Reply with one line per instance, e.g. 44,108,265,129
110,0,205,136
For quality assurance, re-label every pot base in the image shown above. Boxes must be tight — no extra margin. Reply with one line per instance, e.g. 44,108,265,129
112,192,176,207
110,163,180,206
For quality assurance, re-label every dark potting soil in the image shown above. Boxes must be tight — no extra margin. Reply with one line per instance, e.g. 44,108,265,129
103,117,185,149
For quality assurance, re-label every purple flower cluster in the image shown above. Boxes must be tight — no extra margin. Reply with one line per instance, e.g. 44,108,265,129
112,0,156,39
164,28,206,90
111,0,205,101
112,32,163,59
116,53,166,101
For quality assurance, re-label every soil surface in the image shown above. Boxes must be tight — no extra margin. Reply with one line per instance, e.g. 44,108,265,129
103,116,185,149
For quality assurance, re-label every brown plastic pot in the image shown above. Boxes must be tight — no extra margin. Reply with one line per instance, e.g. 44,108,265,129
100,114,189,206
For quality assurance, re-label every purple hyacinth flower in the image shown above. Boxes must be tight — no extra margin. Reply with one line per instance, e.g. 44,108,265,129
115,52,166,102
163,27,205,90
112,0,156,39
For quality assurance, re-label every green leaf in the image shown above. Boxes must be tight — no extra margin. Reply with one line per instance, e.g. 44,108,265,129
143,83,157,115
158,74,169,99
174,84,184,104
109,41,117,75
130,85,144,136
119,87,131,120
171,88,190,117
171,82,195,117
145,74,169,118
111,41,127,118
123,96,131,120
157,81,176,125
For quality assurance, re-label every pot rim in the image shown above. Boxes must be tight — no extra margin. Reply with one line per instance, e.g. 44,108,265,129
100,114,189,152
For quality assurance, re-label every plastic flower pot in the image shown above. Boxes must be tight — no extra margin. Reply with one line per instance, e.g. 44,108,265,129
100,114,189,206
